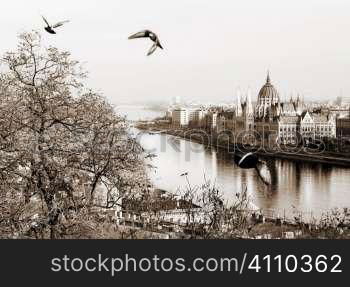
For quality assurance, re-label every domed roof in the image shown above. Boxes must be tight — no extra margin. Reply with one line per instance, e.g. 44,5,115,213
257,72,280,105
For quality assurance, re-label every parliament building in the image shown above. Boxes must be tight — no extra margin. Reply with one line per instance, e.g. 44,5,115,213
253,72,336,145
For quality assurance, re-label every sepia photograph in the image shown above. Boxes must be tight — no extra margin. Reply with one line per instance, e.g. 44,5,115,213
1,0,350,243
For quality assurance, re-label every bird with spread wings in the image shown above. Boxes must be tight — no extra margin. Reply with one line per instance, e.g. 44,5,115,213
128,30,163,56
42,16,69,34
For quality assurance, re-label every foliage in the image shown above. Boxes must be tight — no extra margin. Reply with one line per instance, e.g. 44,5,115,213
0,31,148,238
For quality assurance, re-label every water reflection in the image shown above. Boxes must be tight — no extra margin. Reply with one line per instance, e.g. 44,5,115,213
140,133,350,218
118,106,350,218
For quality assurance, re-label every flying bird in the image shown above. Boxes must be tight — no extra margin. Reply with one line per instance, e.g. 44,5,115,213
233,152,272,185
42,16,69,34
128,30,163,56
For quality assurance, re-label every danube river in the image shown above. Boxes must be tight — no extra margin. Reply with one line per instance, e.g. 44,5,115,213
118,105,350,217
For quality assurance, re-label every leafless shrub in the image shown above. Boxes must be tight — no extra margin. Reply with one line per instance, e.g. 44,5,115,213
178,177,252,239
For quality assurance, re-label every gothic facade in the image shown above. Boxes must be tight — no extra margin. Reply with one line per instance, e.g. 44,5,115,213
253,73,336,145
217,88,254,134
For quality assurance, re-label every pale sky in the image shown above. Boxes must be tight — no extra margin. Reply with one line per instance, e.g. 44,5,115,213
1,0,350,104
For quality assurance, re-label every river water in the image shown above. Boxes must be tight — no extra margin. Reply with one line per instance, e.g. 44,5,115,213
117,105,350,217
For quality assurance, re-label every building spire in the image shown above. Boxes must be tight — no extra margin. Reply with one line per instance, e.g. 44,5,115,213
266,70,271,84
236,87,242,116
246,87,254,116
289,93,294,103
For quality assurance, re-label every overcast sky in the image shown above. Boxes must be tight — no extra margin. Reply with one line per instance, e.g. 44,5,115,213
1,0,349,104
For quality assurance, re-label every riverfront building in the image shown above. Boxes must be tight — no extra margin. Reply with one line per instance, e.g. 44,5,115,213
253,72,336,144
216,88,254,135
337,116,350,138
172,108,189,127
169,72,338,144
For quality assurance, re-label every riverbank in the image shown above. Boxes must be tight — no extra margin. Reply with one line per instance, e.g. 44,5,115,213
133,120,350,238
136,122,350,168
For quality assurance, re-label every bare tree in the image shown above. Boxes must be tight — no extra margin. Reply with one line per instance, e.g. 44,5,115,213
0,31,147,238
